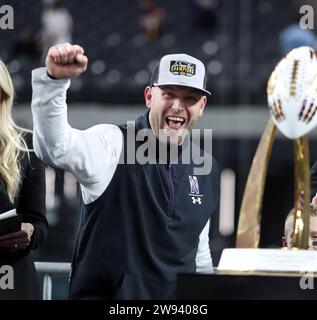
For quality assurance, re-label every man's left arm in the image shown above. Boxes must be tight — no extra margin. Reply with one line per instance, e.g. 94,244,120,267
195,219,213,273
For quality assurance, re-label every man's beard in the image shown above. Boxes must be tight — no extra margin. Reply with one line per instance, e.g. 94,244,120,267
157,128,187,145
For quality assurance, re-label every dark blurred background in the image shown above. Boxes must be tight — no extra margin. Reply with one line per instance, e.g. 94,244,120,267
0,0,317,298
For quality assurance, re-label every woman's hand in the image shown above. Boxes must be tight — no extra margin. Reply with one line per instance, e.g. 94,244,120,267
0,223,34,252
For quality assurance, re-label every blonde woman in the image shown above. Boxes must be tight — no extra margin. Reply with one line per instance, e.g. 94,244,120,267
0,60,47,299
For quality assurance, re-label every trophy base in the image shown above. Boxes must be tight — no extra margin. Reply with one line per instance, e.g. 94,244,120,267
217,248,317,273
178,248,317,299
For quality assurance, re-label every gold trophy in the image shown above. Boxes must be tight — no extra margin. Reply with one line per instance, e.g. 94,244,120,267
213,48,317,300
236,47,317,250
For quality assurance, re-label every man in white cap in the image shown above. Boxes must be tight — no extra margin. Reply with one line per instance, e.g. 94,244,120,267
31,43,219,299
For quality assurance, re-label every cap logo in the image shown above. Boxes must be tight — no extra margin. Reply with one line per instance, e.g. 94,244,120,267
169,60,196,77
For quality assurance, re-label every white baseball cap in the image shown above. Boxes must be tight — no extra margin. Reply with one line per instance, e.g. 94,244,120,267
150,53,211,95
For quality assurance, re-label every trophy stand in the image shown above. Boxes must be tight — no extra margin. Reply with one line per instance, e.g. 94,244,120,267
235,124,310,250
235,119,276,248
293,136,310,249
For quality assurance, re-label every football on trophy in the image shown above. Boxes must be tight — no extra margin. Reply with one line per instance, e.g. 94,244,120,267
267,46,317,139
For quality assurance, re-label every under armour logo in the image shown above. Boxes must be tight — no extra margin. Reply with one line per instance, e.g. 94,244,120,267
192,197,202,205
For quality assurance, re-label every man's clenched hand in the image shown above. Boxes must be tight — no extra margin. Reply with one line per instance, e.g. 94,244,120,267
45,42,88,79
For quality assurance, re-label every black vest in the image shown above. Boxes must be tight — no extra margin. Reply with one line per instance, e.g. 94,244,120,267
69,113,220,299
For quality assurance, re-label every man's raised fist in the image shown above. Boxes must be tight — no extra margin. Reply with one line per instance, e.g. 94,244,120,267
45,43,88,79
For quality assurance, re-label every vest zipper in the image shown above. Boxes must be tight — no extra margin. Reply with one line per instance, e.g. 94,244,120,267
166,164,175,217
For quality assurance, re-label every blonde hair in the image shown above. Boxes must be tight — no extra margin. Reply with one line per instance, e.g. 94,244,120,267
0,60,31,203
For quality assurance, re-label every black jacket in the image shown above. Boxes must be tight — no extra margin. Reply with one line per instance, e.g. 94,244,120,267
69,113,220,300
0,133,47,299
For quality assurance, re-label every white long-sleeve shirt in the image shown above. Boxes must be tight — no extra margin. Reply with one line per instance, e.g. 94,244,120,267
31,67,214,273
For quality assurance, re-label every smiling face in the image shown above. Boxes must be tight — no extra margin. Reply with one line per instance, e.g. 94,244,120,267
144,85,207,145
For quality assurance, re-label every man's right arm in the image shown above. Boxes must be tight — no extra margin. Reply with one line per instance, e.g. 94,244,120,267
31,43,123,204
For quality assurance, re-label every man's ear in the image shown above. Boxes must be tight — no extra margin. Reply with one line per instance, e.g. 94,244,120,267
198,96,207,117
144,86,153,109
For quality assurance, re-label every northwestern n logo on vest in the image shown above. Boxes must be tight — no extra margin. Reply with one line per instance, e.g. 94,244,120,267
188,176,203,205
